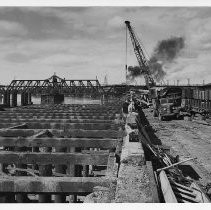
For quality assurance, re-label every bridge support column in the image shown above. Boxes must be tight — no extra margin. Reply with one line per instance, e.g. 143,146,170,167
21,93,29,106
4,91,11,107
28,93,32,105
24,93,28,106
11,91,17,107
21,93,25,106
3,92,7,106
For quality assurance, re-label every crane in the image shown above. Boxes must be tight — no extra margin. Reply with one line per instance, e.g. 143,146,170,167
125,20,156,91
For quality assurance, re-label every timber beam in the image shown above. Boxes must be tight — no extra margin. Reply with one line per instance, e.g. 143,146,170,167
0,129,122,138
0,177,116,193
0,137,119,148
0,151,109,165
0,119,114,124
0,129,63,137
0,123,119,130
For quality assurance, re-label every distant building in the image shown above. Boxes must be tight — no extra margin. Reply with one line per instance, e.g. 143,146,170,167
103,75,108,85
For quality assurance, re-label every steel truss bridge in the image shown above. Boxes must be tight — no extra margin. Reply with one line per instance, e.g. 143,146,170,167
0,75,104,97
0,75,205,97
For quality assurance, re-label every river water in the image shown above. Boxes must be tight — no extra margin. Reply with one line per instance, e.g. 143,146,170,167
0,94,102,105
31,96,101,105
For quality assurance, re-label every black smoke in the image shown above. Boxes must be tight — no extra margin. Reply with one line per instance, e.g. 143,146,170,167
127,36,185,82
126,66,143,81
152,37,184,62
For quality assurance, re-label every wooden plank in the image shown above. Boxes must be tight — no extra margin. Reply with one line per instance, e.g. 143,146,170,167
159,170,178,203
146,161,160,203
0,111,117,114
0,113,116,118
169,180,194,192
0,177,116,193
171,185,196,197
0,129,122,138
0,119,114,124
0,137,118,148
30,130,51,138
0,115,115,120
6,124,28,129
177,198,192,203
190,182,210,203
0,123,119,130
174,191,199,203
0,129,63,137
0,151,109,165
65,129,122,139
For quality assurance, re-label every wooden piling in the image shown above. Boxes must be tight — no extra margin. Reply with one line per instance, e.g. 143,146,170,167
54,146,67,203
11,91,17,107
67,147,75,203
15,146,29,203
82,148,89,177
38,146,52,203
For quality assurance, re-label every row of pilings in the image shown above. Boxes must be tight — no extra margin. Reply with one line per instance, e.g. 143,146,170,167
2,91,32,107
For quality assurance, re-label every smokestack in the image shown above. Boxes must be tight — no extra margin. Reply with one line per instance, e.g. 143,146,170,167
167,80,169,86
203,80,205,85
177,80,179,86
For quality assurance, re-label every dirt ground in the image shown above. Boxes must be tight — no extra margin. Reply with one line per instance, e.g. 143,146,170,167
143,108,211,188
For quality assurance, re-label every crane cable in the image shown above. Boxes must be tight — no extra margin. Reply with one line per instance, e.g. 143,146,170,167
125,24,128,83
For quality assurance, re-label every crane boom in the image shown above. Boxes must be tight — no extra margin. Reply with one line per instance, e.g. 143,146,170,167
125,21,155,89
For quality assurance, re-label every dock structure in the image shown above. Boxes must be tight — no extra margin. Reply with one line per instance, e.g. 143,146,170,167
0,99,160,203
0,74,160,203
0,103,123,203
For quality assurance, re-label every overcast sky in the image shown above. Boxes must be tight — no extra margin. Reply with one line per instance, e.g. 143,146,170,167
0,7,211,85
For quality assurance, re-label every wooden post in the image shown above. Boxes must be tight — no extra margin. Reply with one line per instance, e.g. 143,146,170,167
3,92,7,106
24,93,28,106
67,147,76,203
89,148,94,176
82,148,89,177
0,146,15,203
38,146,52,203
15,146,29,203
21,93,24,106
75,147,82,178
54,146,67,203
28,93,32,105
6,91,10,107
11,91,17,107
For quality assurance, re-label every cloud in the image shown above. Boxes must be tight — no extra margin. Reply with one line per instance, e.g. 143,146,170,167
107,16,124,29
0,7,211,85
5,52,31,63
0,20,27,37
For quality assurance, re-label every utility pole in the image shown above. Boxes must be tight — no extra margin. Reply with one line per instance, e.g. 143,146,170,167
125,22,128,84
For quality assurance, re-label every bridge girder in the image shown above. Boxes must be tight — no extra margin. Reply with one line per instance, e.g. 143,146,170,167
1,75,104,97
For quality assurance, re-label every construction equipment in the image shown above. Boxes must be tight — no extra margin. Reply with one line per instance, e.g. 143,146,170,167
125,21,185,121
125,21,156,91
125,20,157,103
